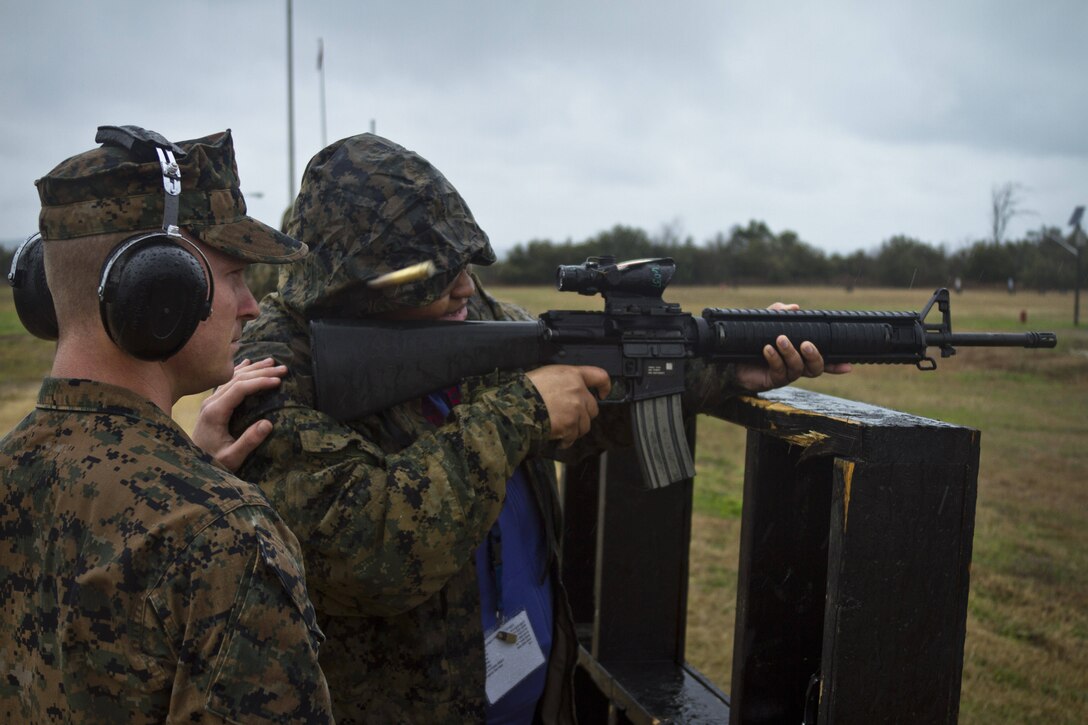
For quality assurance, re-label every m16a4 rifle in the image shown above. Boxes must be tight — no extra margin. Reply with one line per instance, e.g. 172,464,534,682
310,256,1057,489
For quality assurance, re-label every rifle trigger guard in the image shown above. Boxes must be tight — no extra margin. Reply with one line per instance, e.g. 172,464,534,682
596,378,634,406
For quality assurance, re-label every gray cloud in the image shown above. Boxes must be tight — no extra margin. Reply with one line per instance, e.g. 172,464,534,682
2,0,1086,257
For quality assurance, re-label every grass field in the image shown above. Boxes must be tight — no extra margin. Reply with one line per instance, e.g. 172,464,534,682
3,284,1086,722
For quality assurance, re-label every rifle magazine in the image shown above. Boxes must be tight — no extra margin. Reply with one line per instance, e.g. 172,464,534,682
632,394,695,489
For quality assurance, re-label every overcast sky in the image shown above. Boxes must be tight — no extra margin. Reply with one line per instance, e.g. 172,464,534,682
2,1,1086,259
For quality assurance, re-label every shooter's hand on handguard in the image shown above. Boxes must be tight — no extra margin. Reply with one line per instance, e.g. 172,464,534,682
733,303,854,393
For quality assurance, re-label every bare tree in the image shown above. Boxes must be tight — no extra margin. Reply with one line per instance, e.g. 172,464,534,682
990,182,1028,245
654,217,687,247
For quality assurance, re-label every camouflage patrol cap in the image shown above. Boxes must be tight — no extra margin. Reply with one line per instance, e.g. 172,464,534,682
36,129,306,264
280,133,495,319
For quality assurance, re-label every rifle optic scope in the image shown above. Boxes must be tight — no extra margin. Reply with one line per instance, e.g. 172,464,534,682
556,255,677,298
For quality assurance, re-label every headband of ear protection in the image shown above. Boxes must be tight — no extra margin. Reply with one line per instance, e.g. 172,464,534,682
7,126,215,361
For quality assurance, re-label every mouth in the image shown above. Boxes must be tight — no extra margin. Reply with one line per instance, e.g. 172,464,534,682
441,305,469,322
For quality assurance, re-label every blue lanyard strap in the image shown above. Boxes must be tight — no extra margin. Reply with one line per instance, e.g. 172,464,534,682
487,523,504,621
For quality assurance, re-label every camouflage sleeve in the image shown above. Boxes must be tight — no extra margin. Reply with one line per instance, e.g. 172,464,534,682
681,358,749,415
238,375,552,618
146,509,332,723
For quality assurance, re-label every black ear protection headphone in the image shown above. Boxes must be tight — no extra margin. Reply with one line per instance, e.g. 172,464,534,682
7,126,214,361
7,232,57,341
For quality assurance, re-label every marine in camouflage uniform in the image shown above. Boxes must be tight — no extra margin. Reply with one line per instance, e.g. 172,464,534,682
230,134,753,723
0,130,333,723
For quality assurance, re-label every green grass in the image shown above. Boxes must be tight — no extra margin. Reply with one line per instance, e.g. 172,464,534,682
0,295,57,430
0,296,56,383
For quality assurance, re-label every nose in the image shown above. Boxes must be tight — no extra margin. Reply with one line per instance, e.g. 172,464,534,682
450,269,475,300
238,282,260,322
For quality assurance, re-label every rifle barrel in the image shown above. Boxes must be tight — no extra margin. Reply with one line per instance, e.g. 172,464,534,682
926,331,1057,348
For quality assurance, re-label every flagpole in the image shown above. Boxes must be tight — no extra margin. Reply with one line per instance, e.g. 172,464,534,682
318,38,327,148
286,0,296,202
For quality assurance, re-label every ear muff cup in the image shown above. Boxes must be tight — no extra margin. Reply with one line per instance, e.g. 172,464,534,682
98,234,212,361
8,234,59,341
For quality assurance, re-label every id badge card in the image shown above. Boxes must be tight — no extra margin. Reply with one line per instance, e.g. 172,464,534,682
483,609,545,705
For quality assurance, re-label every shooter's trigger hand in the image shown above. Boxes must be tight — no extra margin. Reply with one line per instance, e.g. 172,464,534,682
526,365,610,447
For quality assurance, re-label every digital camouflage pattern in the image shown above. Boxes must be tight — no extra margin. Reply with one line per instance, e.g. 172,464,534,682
232,288,572,723
231,133,582,723
231,132,743,722
279,133,496,319
36,129,306,263
0,378,333,723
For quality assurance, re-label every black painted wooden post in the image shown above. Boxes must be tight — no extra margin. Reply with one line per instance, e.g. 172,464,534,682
560,454,602,635
591,442,692,664
560,387,978,724
819,441,979,722
561,428,732,722
729,436,832,722
720,388,979,724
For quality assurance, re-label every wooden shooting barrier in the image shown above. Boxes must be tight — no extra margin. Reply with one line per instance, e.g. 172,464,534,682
559,387,979,724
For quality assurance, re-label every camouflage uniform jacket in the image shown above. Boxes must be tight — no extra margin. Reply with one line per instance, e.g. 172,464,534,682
232,284,590,724
0,378,333,724
230,132,748,723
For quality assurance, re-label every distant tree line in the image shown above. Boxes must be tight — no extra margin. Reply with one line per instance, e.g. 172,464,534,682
2,219,1080,300
478,220,1083,291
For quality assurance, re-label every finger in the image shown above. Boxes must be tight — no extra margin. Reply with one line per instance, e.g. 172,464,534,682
236,418,274,453
206,375,283,416
232,356,276,374
236,356,275,368
229,372,285,396
762,343,785,384
207,374,263,403
218,419,273,473
776,336,805,381
579,366,612,399
227,359,279,387
598,376,612,400
799,341,825,377
581,385,601,419
225,363,287,385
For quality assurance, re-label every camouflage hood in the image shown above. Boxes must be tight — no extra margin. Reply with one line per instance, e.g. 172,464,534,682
279,133,495,319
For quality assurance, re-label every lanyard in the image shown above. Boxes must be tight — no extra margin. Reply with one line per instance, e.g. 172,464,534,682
487,523,504,622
